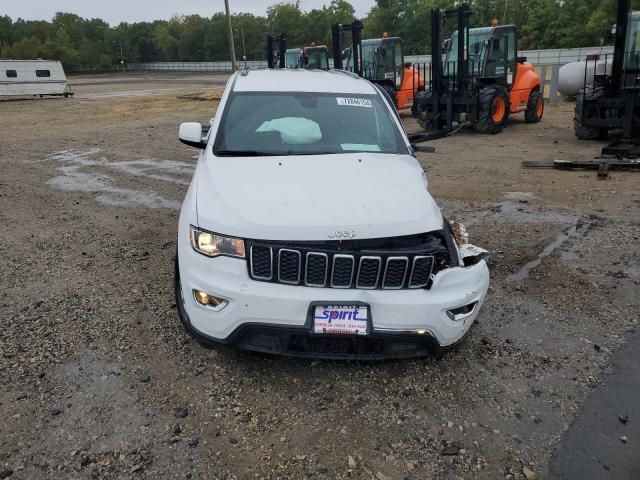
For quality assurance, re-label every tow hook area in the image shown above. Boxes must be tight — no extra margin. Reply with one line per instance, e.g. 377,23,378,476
449,220,490,266
459,244,491,266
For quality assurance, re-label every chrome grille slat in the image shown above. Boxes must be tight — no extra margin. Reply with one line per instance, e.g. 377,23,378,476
250,245,273,280
305,252,328,287
249,244,437,290
382,256,409,289
278,248,301,284
331,254,355,288
356,256,382,289
408,255,434,288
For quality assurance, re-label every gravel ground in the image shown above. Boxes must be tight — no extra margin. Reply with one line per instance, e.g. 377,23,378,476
1,73,639,480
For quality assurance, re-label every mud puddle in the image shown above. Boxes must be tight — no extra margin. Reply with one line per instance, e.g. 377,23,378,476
508,218,596,281
46,148,193,209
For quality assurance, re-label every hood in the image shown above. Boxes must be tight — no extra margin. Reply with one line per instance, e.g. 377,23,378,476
195,152,442,241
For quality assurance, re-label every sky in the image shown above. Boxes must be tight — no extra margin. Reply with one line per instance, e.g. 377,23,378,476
2,0,377,24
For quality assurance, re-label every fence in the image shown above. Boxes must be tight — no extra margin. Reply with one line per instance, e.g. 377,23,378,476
130,45,617,104
128,60,268,71
130,45,615,73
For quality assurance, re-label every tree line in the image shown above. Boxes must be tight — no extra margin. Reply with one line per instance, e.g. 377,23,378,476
0,0,638,72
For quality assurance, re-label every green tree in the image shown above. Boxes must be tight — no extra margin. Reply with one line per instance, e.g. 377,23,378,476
267,1,306,46
10,36,41,58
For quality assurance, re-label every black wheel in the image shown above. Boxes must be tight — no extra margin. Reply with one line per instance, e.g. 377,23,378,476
574,86,608,140
525,89,544,123
174,250,192,332
412,90,435,130
473,85,510,134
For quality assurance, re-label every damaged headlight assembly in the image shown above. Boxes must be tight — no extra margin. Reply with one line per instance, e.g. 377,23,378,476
190,225,245,258
448,220,490,266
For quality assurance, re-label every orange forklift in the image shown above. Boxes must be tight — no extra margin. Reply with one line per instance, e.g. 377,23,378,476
412,5,543,135
332,22,424,110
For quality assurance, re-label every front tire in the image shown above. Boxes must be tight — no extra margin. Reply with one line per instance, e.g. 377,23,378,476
574,86,607,140
412,90,435,130
525,89,544,123
174,250,192,332
473,85,510,134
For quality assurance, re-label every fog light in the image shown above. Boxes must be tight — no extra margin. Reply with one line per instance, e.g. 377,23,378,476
193,289,228,311
446,302,477,321
415,329,428,335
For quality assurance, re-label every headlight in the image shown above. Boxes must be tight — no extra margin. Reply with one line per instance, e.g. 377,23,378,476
190,226,245,258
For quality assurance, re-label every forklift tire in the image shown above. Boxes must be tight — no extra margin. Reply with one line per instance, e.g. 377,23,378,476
574,86,608,140
524,89,544,123
473,85,510,134
414,92,434,130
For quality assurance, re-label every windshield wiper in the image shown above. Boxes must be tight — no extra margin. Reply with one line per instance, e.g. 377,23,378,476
214,150,285,157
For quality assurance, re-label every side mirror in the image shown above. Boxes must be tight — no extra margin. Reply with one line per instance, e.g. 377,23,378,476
179,122,207,149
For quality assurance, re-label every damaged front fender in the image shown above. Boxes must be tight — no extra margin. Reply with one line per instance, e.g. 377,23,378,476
459,243,491,266
446,219,490,267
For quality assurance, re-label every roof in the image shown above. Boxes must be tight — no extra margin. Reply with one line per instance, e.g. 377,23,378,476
233,69,377,94
0,59,63,64
362,37,402,45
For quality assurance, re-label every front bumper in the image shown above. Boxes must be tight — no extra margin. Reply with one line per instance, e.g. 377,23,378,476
177,246,490,358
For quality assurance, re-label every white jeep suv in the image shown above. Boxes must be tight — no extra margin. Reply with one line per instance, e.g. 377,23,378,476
175,69,489,359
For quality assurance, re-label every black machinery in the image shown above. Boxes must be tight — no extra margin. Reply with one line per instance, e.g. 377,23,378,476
574,0,640,157
331,21,364,76
412,5,544,137
267,33,288,69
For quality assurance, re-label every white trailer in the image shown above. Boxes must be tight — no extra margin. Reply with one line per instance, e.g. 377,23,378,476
0,60,72,98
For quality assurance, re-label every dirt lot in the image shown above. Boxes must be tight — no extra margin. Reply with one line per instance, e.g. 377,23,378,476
1,73,639,480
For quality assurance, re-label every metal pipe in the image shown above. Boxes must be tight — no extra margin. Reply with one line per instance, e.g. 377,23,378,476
430,8,441,122
278,34,287,69
224,0,237,72
611,0,630,90
352,21,363,77
331,23,342,70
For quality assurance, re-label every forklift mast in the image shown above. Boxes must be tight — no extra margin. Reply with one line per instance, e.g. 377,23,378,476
267,33,287,69
429,5,472,127
331,21,363,76
611,0,631,90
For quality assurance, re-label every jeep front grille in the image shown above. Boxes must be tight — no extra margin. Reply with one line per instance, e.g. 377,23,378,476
246,237,446,290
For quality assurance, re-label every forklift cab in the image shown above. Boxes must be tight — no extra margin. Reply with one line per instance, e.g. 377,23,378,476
285,46,329,70
303,46,330,70
625,12,640,72
445,25,517,87
347,36,404,88
285,48,303,69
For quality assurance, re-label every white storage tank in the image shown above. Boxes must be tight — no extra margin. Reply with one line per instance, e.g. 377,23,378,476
558,56,612,96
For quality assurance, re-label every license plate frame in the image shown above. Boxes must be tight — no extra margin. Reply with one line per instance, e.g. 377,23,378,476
311,303,371,336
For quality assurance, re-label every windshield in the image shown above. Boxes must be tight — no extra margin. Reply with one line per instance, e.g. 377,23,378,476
626,13,640,71
445,30,490,76
213,92,407,156
304,50,328,69
347,40,403,84
285,50,302,69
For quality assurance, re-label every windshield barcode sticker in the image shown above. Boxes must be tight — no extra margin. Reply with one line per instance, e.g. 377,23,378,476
336,97,373,107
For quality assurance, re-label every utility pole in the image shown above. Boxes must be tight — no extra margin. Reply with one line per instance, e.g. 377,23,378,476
240,27,246,62
224,0,237,71
235,27,247,62
113,40,125,75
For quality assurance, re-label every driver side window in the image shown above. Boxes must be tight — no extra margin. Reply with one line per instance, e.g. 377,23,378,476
486,29,516,83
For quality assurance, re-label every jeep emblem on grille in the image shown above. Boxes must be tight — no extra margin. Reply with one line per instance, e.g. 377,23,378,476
328,229,356,239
